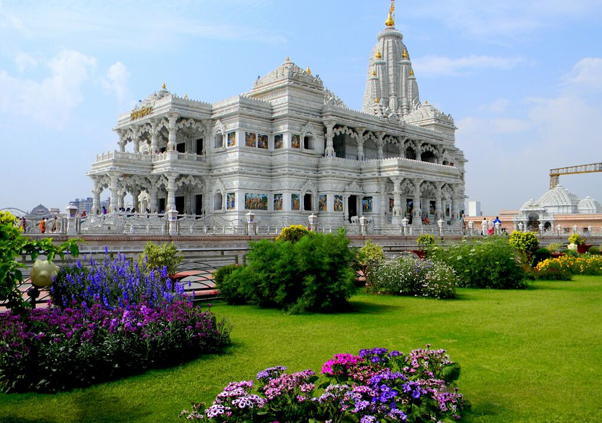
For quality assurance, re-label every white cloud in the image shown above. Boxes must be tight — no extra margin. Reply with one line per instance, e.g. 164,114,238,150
14,51,37,72
0,49,97,129
102,61,130,104
413,55,525,77
563,57,602,92
479,99,510,113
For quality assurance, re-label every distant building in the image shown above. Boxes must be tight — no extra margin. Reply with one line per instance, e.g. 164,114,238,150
468,201,482,217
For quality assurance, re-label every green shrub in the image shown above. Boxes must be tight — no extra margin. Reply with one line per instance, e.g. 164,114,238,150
217,230,356,313
509,231,540,263
355,240,385,287
587,246,600,255
138,241,182,277
275,224,309,243
428,238,527,289
546,242,563,253
532,248,552,267
369,256,457,299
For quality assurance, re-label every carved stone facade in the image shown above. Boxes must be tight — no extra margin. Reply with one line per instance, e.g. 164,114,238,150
88,10,466,229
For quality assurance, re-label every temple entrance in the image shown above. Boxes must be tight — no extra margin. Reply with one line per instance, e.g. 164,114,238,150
348,195,358,222
195,195,203,216
406,199,413,224
158,198,166,213
527,213,540,231
175,196,185,213
303,194,313,211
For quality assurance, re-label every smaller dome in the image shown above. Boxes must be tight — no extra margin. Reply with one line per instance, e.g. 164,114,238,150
536,185,579,214
520,198,538,210
578,196,602,214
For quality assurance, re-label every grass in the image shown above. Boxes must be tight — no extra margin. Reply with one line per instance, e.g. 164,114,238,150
1,276,602,422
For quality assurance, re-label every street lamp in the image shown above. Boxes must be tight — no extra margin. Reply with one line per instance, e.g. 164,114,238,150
29,260,59,308
308,213,318,232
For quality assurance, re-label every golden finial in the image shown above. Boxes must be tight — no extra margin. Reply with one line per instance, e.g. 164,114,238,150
402,48,408,59
385,1,395,27
372,69,376,76
376,49,382,59
424,100,429,105
375,97,380,104
286,56,290,62
409,68,414,76
306,66,312,75
184,94,188,99
162,82,166,89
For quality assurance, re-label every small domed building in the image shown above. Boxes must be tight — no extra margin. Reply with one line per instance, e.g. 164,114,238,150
512,185,602,233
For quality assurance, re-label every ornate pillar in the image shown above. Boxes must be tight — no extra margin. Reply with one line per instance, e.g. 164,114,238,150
108,173,120,213
391,177,403,225
166,173,178,211
416,141,423,162
91,178,102,215
167,113,179,151
413,179,422,226
398,137,406,158
356,127,365,161
343,194,349,223
149,177,158,212
378,178,387,226
435,182,443,220
132,126,139,153
324,120,335,157
131,186,141,212
451,185,461,222
376,131,385,160
117,129,126,152
150,120,159,154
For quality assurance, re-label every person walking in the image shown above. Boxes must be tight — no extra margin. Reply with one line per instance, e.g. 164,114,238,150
39,218,47,234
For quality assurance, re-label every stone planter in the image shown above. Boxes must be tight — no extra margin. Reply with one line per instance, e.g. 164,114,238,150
550,252,565,259
577,244,592,254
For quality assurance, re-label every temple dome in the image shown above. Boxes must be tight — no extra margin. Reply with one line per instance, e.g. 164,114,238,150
536,185,579,214
578,196,602,214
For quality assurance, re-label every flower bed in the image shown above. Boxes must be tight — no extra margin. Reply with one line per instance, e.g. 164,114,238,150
535,254,602,278
180,346,466,422
369,256,458,299
0,300,230,393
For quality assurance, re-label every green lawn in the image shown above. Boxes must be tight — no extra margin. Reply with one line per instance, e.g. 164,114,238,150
1,276,602,422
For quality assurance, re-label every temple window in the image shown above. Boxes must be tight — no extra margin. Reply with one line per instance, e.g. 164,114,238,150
303,193,313,211
214,192,223,210
176,143,186,153
214,133,224,148
405,147,416,160
303,135,314,150
420,150,436,163
196,138,204,155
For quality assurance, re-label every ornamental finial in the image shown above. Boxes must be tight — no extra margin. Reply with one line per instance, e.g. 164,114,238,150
306,66,312,75
162,82,166,89
286,56,290,62
402,48,408,59
375,97,380,104
385,0,395,27
409,68,414,76
372,69,376,76
376,49,382,59
424,99,429,105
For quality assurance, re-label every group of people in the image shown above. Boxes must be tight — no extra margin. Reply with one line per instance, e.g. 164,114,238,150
482,216,502,235
37,216,59,234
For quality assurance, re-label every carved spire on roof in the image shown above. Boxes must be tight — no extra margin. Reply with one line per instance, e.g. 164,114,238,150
385,0,395,27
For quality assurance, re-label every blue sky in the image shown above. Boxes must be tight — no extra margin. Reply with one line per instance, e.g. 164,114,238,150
1,0,601,215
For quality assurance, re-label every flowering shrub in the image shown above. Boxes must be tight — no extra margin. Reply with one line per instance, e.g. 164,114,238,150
180,346,466,422
568,233,585,246
0,300,230,393
533,259,573,280
275,224,309,243
369,256,458,299
355,240,386,287
535,254,602,278
51,249,185,309
416,234,435,249
428,238,527,289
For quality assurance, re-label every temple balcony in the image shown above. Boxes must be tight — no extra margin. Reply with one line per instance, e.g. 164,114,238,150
90,150,209,175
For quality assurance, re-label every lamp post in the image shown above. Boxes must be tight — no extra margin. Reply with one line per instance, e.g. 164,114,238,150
29,260,59,309
66,204,78,235
308,213,318,232
572,224,578,234
437,218,444,236
468,220,474,236
538,222,544,235
518,222,524,232
246,211,255,236
167,209,179,236
557,224,562,236
401,217,408,236
359,215,367,236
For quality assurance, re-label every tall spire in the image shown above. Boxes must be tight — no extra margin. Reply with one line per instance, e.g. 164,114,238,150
385,0,395,27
